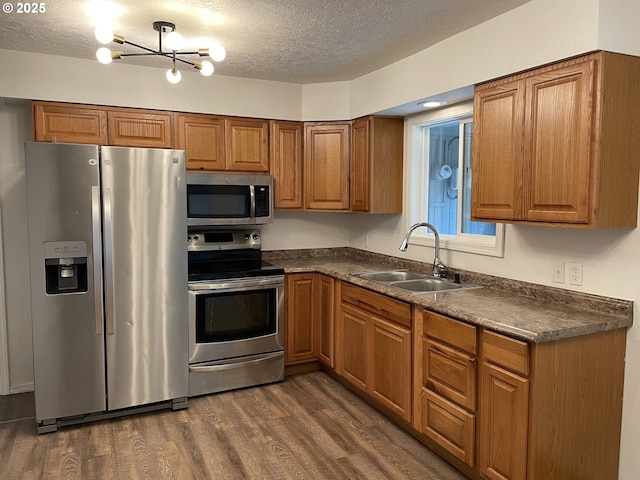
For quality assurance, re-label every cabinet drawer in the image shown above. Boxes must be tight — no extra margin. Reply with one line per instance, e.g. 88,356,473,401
341,283,411,328
423,338,476,411
421,389,475,467
482,329,529,376
423,311,477,355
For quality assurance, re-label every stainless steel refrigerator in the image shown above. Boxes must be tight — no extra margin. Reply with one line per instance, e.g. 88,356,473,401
25,142,189,433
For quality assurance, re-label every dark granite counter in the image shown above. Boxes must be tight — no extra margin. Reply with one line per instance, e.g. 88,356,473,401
264,248,633,343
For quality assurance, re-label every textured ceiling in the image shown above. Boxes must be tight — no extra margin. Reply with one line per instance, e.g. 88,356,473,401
0,0,528,84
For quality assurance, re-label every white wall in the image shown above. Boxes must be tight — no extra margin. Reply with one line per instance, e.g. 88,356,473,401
2,0,640,477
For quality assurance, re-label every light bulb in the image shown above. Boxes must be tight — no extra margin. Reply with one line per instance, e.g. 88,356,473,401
210,43,226,62
200,60,214,76
95,26,114,44
166,68,182,84
96,47,113,64
165,31,185,51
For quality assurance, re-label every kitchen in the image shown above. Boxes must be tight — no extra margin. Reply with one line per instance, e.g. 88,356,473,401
1,0,640,478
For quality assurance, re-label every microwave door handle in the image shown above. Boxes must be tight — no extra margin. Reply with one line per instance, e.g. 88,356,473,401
249,185,256,219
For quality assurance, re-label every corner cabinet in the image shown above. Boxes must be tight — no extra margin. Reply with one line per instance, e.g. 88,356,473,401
472,51,640,228
284,273,335,368
350,116,404,213
304,122,351,211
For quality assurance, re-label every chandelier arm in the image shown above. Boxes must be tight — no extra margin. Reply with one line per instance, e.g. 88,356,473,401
121,40,159,54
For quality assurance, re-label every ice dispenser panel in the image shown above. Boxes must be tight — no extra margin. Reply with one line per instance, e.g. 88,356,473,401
44,241,88,294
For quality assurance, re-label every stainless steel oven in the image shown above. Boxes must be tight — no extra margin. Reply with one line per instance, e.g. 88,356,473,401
187,229,284,397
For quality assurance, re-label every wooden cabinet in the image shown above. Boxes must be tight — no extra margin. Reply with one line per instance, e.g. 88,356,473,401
285,274,317,364
175,113,226,171
107,108,173,148
225,117,269,172
416,310,477,467
285,273,335,367
270,120,303,209
304,122,350,210
350,116,404,213
478,331,529,480
472,51,640,228
338,283,412,420
32,101,107,144
317,275,335,368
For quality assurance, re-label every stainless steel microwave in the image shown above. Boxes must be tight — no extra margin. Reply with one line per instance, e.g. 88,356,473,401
186,173,273,226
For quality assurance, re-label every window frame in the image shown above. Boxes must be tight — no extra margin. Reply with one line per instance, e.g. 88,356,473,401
404,101,505,258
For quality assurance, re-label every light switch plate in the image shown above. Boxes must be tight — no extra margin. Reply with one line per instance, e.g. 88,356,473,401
552,262,565,283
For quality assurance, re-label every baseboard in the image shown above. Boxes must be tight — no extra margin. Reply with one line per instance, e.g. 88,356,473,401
9,382,34,394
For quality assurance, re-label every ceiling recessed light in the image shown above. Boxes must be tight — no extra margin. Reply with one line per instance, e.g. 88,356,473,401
419,100,446,108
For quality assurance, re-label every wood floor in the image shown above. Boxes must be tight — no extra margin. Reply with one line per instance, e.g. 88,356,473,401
0,372,466,479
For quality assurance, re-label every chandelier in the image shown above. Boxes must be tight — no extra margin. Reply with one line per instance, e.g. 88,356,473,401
95,21,226,84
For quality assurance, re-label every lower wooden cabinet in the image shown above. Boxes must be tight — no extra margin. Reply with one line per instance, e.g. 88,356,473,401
417,310,478,467
478,361,529,480
338,283,412,421
285,273,335,367
285,273,317,364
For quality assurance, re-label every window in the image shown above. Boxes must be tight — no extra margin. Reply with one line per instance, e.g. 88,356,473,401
406,102,504,257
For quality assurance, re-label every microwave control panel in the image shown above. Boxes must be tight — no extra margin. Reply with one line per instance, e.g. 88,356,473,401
255,186,270,217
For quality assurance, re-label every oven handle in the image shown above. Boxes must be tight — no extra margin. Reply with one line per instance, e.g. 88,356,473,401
188,275,284,293
189,351,283,373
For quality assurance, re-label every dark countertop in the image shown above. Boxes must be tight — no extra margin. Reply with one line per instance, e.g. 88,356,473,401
265,250,633,343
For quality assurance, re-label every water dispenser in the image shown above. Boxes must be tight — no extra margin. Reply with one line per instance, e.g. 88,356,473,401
44,241,89,294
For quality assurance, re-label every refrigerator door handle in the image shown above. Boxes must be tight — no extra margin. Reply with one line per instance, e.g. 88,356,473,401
91,186,104,336
103,187,115,335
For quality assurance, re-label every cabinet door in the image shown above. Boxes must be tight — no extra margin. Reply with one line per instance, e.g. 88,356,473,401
421,389,475,467
285,274,316,364
270,120,303,208
523,60,595,223
317,275,335,368
107,109,173,148
304,123,350,210
225,118,269,172
370,316,412,421
175,113,226,171
350,117,370,212
33,101,107,144
478,362,529,480
340,304,369,391
472,80,525,221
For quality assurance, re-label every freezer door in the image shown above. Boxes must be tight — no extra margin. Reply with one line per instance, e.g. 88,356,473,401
25,142,106,422
101,146,188,410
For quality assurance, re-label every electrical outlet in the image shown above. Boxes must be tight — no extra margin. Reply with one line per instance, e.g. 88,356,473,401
569,263,583,286
552,262,565,283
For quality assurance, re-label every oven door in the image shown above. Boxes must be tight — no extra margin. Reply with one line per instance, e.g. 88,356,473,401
188,276,284,364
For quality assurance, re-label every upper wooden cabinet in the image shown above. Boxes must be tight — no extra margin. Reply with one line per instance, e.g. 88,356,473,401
472,51,640,228
270,120,303,208
224,117,269,172
33,101,107,144
304,122,351,211
175,113,226,171
350,116,404,213
107,108,173,148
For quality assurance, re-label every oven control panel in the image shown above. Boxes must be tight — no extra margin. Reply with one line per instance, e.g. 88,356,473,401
188,229,261,251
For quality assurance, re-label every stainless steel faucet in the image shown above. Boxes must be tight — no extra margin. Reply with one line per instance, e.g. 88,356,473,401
399,222,448,278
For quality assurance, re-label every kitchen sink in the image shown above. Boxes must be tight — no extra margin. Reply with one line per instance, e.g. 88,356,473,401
357,270,427,283
389,278,465,292
354,269,481,294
